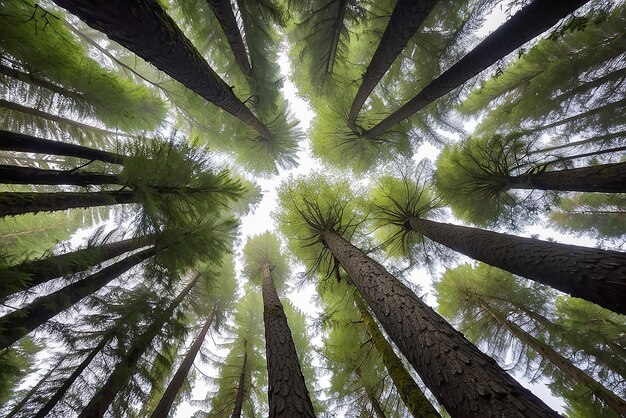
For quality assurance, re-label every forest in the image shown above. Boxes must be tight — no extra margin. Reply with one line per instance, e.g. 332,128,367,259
0,0,625,417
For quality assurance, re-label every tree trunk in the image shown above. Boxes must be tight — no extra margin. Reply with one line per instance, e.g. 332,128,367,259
32,336,111,418
365,387,387,418
508,161,626,193
347,0,437,129
353,294,440,418
150,311,215,418
231,340,248,418
406,216,626,314
480,302,626,416
365,0,590,138
207,0,252,78
51,0,270,138
531,130,626,155
321,230,559,418
78,273,200,418
261,262,317,418
0,63,84,101
0,190,138,217
3,235,153,300
0,247,155,350
0,165,121,186
550,67,626,107
0,130,126,164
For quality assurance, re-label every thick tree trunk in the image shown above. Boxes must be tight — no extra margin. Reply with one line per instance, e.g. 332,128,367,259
480,302,626,416
508,161,626,193
0,190,138,217
407,216,626,314
32,336,110,418
52,0,270,138
261,262,317,418
0,165,121,186
0,130,126,164
78,274,200,418
365,0,590,138
231,341,248,418
0,247,155,350
321,230,559,418
207,0,252,78
3,235,153,300
353,294,440,418
0,63,84,101
347,0,437,129
150,312,215,418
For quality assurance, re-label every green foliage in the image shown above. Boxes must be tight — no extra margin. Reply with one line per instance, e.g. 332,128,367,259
0,338,42,405
242,231,290,287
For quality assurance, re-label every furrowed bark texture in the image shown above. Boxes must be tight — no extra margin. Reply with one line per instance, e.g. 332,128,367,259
150,312,214,418
480,302,626,416
322,230,559,418
262,263,317,418
231,341,248,418
4,235,153,300
348,0,437,126
0,191,138,217
0,165,121,186
79,274,200,418
51,0,270,138
0,130,126,164
408,217,626,314
366,0,590,137
354,294,441,418
508,161,626,193
207,0,252,78
0,247,155,351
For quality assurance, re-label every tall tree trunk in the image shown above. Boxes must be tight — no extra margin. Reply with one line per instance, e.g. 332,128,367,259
0,247,155,350
321,230,559,418
0,130,126,164
347,0,438,129
0,63,84,101
406,216,626,314
480,301,626,416
0,165,121,186
207,0,252,78
365,386,386,418
78,273,200,418
365,0,590,138
150,311,215,418
530,130,626,155
3,235,153,300
231,340,248,418
52,0,270,138
353,294,440,418
0,190,138,217
261,262,317,418
32,336,111,418
550,67,626,106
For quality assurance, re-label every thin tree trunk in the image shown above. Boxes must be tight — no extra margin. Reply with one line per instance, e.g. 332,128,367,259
550,66,626,106
347,0,438,129
207,0,252,78
530,130,626,155
0,165,121,186
353,294,440,418
365,387,386,418
261,262,317,418
4,235,154,300
321,230,559,418
150,311,215,418
365,0,590,138
0,190,138,217
0,247,155,350
52,0,270,138
78,273,200,418
0,130,126,164
480,302,626,416
0,63,84,101
406,216,626,314
32,336,111,418
231,340,248,418
321,0,349,83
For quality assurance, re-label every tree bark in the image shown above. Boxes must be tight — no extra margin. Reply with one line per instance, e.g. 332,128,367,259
365,387,386,418
480,301,626,416
51,0,270,138
3,235,153,300
0,130,126,164
78,273,200,418
207,0,252,78
0,190,138,217
353,294,440,418
407,216,626,314
0,165,121,186
365,0,590,138
0,63,84,101
321,230,559,418
0,247,155,351
150,311,215,418
347,0,437,129
231,340,248,418
261,262,317,418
